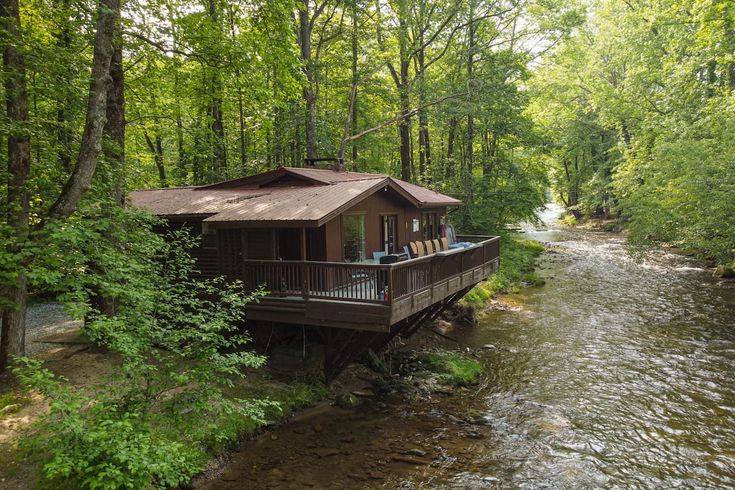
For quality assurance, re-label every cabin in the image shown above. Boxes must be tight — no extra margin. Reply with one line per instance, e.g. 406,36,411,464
130,166,500,379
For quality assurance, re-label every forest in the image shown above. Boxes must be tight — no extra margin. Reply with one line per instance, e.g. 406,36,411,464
0,0,734,486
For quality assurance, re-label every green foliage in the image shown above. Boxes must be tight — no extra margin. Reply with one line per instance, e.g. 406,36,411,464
531,0,735,264
424,351,482,386
463,235,544,307
12,219,271,489
13,361,201,489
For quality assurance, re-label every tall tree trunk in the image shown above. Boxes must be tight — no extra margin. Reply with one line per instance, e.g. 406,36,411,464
0,0,31,372
54,0,72,172
46,0,120,221
91,42,125,320
299,0,317,161
398,16,411,181
483,132,496,177
417,2,430,180
104,45,125,205
144,132,166,187
228,5,247,171
170,20,187,183
210,73,226,181
350,0,358,167
208,0,226,181
446,116,457,178
175,113,186,181
465,2,476,207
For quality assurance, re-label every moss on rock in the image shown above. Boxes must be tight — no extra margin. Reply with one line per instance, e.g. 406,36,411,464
423,352,482,386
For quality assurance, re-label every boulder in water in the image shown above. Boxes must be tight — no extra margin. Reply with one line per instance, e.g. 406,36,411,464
714,265,735,278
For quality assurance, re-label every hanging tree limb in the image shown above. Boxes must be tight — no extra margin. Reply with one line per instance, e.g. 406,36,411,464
339,91,467,159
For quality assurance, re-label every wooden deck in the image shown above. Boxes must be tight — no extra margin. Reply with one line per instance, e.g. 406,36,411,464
242,236,500,332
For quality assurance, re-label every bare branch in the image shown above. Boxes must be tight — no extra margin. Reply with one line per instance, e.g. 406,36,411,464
344,92,466,144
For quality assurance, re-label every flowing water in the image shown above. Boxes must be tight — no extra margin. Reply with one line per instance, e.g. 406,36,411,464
203,204,735,489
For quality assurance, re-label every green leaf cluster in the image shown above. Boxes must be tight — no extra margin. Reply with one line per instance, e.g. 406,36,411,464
11,216,272,489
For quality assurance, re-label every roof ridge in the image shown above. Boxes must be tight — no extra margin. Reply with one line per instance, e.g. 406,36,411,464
131,185,198,192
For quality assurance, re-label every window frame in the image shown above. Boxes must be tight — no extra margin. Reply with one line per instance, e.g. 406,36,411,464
342,213,367,263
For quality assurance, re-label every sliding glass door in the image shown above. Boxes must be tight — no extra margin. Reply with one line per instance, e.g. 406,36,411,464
343,214,366,262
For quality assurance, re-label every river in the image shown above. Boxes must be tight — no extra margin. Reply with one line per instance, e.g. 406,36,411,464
202,204,735,489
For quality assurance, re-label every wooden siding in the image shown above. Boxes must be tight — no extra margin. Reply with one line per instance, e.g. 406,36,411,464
161,219,218,278
321,188,447,261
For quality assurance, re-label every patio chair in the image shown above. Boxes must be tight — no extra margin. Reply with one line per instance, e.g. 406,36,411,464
445,223,472,249
424,240,434,254
373,251,387,261
432,238,442,252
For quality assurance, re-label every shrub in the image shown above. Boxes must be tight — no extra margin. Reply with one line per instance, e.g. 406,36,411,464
13,216,268,489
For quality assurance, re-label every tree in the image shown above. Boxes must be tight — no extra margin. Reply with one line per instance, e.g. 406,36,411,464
0,0,31,371
0,0,121,372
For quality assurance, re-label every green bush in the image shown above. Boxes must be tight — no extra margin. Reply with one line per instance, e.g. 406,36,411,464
13,218,269,489
12,368,202,490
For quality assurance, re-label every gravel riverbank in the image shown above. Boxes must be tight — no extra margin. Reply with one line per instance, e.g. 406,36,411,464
0,302,82,356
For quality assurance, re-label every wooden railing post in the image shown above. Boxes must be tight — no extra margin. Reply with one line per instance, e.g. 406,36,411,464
301,262,309,299
429,254,435,286
388,266,394,305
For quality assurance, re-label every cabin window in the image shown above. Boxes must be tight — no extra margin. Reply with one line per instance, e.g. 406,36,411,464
380,215,398,254
201,223,217,248
422,212,438,240
343,214,366,262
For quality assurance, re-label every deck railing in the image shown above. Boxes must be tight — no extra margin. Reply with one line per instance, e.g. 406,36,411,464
242,236,499,305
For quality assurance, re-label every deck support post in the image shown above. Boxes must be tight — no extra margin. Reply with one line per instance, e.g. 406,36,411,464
319,286,476,383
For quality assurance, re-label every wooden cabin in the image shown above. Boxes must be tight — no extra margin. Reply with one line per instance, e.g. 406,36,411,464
130,167,500,379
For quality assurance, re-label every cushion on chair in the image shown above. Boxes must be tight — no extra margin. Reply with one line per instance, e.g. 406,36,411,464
373,251,387,261
441,237,449,250
445,224,457,244
432,239,441,252
424,240,434,254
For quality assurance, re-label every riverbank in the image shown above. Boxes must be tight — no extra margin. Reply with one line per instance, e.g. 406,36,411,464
0,234,545,489
0,328,491,489
462,234,545,310
0,342,328,489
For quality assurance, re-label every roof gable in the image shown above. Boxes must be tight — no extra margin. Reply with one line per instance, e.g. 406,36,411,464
197,166,386,190
129,167,461,225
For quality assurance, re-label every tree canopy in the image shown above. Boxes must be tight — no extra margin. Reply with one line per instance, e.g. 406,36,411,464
529,0,735,263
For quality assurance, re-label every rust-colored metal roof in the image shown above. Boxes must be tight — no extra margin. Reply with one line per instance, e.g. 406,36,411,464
204,178,385,225
284,167,387,183
129,187,262,216
389,178,462,207
129,167,461,225
198,166,386,189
